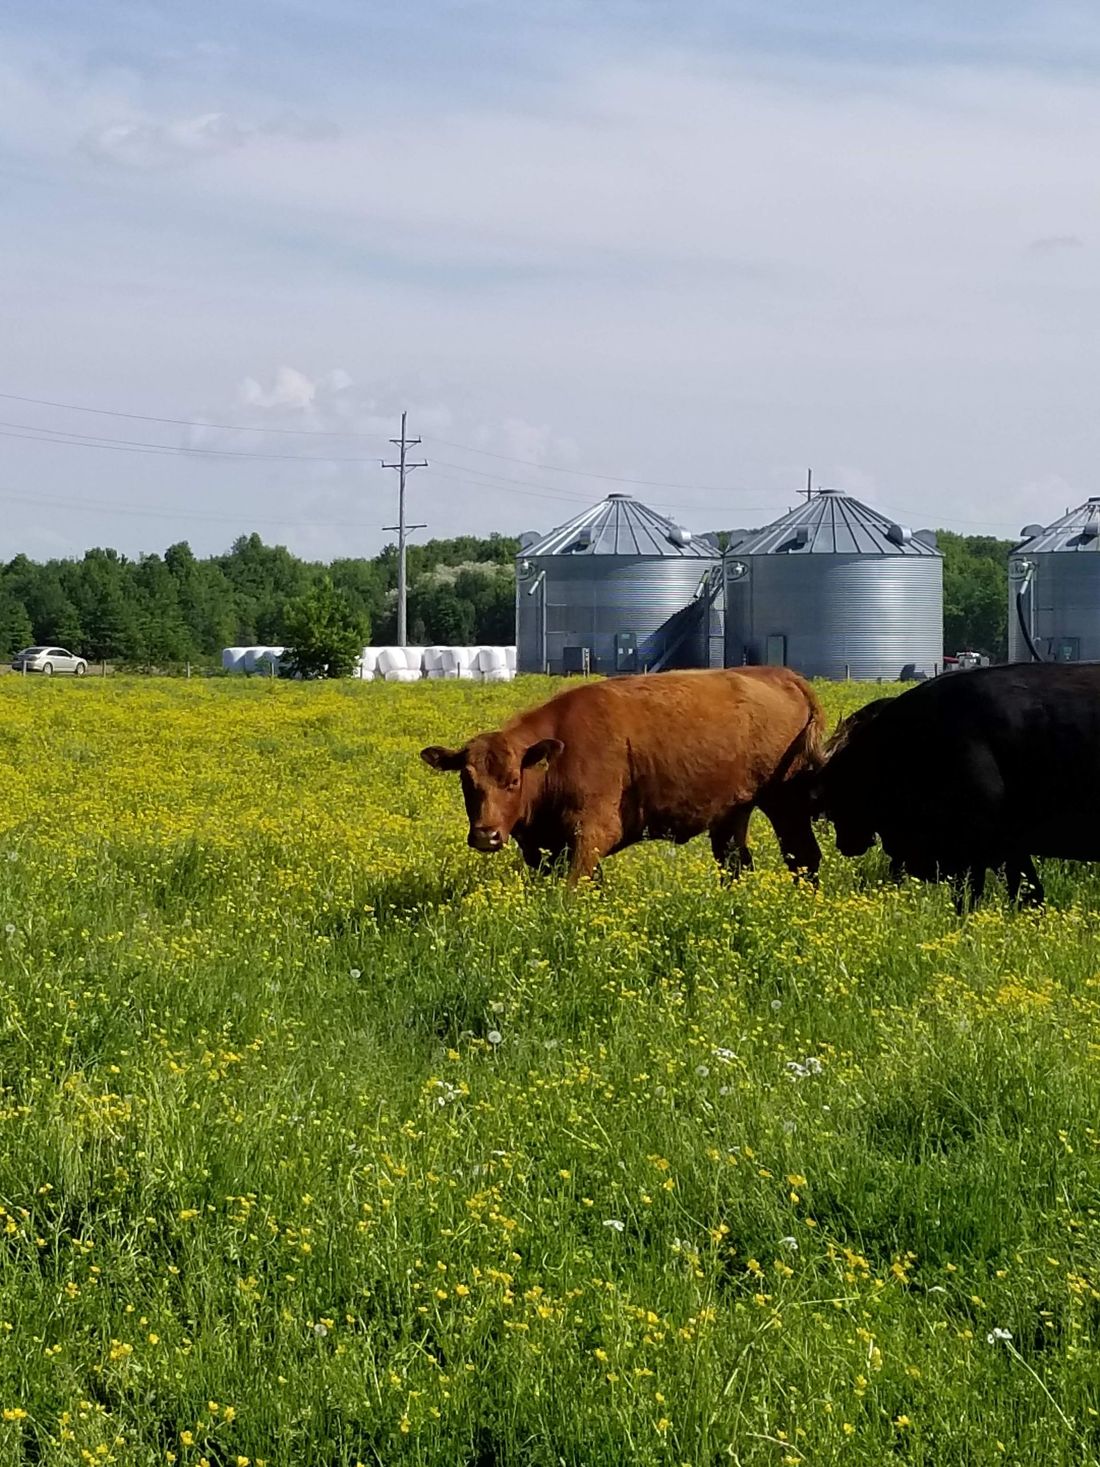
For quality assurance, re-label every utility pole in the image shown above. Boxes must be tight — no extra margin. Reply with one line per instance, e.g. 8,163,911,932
382,411,428,646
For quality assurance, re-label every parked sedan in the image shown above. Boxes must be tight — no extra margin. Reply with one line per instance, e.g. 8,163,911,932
10,646,88,676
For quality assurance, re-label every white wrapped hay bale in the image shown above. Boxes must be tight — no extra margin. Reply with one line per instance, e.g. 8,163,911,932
358,648,379,680
440,646,476,679
222,647,247,673
253,647,284,674
383,667,422,683
375,647,406,676
505,645,517,672
482,667,515,683
477,646,508,673
241,646,267,673
421,647,446,676
403,647,426,672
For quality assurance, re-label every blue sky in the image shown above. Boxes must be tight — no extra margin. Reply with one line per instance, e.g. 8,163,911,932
1,1,1099,559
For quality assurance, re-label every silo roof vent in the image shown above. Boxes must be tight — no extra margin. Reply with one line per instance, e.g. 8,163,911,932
1014,500,1100,553
732,490,941,557
518,494,717,558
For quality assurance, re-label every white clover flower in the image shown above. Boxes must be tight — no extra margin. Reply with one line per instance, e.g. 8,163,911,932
695,1064,710,1078
785,1055,824,1081
713,1047,735,1063
770,999,782,1011
486,1029,503,1046
987,1327,1013,1345
603,1218,625,1233
313,1322,329,1338
779,1236,799,1252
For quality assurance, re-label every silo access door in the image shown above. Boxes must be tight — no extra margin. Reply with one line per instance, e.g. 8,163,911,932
614,631,638,674
765,634,788,667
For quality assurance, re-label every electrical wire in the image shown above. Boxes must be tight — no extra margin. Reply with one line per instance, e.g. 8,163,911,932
0,390,1028,532
0,387,763,493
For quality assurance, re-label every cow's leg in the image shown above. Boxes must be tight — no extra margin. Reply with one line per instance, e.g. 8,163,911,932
951,862,987,914
1006,855,1044,907
565,811,620,886
710,805,754,877
761,798,821,884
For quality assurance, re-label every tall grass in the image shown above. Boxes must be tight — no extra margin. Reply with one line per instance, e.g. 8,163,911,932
0,677,1097,1465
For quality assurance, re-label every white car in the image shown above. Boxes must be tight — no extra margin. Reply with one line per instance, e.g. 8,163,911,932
11,646,88,676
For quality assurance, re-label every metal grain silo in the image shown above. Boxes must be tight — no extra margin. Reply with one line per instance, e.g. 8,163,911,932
1008,498,1100,663
515,495,722,674
725,489,943,680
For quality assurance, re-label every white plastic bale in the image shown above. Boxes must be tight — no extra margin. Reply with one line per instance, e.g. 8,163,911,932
403,646,426,672
505,645,517,671
375,647,405,675
482,667,515,683
359,647,379,674
383,667,422,682
422,646,446,674
477,646,508,672
241,646,266,673
221,647,247,672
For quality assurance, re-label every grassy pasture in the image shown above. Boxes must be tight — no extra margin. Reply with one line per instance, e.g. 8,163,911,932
0,675,1098,1466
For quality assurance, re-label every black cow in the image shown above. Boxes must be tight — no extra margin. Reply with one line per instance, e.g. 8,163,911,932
814,664,1100,907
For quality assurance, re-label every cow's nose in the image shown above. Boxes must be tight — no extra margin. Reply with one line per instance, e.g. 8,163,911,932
468,827,504,852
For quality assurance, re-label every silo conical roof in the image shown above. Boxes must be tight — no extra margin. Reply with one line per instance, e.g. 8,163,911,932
733,489,940,557
1015,499,1100,553
521,494,714,558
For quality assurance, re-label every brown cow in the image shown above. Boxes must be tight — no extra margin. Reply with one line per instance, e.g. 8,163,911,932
420,667,825,883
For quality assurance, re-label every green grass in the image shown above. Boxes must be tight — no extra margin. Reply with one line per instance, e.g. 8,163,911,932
0,676,1097,1465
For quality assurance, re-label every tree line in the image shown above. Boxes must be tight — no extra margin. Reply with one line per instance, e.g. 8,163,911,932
0,527,1015,667
0,532,518,666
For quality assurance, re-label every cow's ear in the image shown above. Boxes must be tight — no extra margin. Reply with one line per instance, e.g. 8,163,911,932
522,737,564,769
421,745,465,771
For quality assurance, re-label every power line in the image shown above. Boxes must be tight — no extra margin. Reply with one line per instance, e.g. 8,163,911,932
0,412,758,514
0,485,379,530
0,386,761,492
0,389,391,442
0,391,1029,533
0,419,383,464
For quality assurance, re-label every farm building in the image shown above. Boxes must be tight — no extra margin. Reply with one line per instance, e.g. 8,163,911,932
1009,498,1100,663
515,495,723,675
724,489,943,681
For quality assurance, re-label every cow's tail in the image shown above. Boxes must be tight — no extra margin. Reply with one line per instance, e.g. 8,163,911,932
796,680,827,773
768,676,827,788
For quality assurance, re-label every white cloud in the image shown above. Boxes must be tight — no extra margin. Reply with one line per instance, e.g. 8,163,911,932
1027,233,1085,255
81,108,337,170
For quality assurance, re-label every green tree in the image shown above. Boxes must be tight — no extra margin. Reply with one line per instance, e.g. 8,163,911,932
280,578,367,679
939,531,1013,660
0,593,33,659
